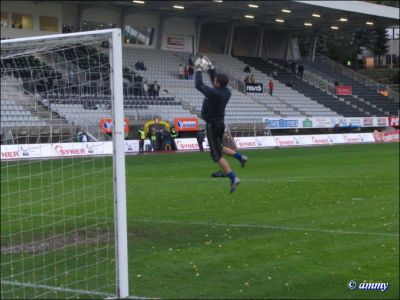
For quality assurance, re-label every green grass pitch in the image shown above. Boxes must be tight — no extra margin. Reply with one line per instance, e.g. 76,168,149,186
1,143,399,299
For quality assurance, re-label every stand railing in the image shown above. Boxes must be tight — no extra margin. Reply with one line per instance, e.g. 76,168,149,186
318,55,399,102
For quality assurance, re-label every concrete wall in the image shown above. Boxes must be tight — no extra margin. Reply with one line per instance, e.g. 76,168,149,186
231,26,259,57
262,31,290,60
61,3,79,31
80,7,121,29
198,23,228,54
161,17,196,53
1,1,62,38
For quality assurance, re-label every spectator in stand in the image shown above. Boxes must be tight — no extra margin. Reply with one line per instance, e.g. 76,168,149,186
249,73,255,83
243,65,251,73
81,130,88,142
148,82,154,96
285,79,293,87
170,126,178,150
135,60,146,71
268,79,274,96
196,130,205,152
178,64,184,79
290,61,296,76
135,61,140,70
143,80,149,96
297,64,304,78
334,123,340,134
272,69,278,78
184,65,189,80
188,54,194,67
153,81,160,97
164,129,172,151
75,128,82,142
284,61,289,72
188,65,194,80
244,74,250,84
334,80,340,87
123,77,131,95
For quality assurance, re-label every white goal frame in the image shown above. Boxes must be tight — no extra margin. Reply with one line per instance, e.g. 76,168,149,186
0,29,129,298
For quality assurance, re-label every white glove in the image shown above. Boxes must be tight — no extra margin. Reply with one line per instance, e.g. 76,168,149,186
194,55,214,72
194,57,205,71
202,56,214,70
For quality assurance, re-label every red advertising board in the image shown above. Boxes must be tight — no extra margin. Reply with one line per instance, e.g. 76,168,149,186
165,34,184,50
374,130,400,142
174,118,199,132
388,116,399,128
336,86,352,96
100,118,129,133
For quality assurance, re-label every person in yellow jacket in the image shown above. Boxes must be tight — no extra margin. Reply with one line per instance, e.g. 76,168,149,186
170,126,178,150
138,126,145,154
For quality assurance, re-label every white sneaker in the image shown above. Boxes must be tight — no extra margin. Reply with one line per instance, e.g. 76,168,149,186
230,177,240,193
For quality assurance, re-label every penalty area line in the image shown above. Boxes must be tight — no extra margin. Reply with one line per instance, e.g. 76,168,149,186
130,177,396,184
133,219,399,237
0,280,152,299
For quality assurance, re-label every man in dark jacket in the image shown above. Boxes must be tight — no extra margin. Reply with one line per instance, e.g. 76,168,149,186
156,128,164,150
290,61,296,75
196,130,205,152
195,62,248,193
170,127,178,150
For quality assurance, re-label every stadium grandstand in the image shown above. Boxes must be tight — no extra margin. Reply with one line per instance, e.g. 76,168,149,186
1,0,399,143
1,1,399,299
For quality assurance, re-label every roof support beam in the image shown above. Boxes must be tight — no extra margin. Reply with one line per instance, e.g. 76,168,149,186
156,14,164,50
226,22,234,56
295,0,399,20
257,25,265,58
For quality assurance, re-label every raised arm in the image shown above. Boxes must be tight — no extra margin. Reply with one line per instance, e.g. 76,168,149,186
195,70,217,98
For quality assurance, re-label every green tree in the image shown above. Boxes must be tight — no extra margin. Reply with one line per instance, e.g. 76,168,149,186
315,27,389,68
371,27,389,65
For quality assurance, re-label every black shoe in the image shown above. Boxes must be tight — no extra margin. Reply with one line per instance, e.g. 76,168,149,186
240,155,248,168
230,177,241,193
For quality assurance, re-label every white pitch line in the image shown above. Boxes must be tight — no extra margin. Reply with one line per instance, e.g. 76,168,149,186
132,219,399,238
2,214,398,238
129,177,397,184
0,280,151,299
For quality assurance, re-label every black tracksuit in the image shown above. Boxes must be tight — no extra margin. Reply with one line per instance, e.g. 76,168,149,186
195,69,231,161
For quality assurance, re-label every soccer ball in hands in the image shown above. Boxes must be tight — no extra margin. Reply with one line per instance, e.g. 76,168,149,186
194,55,214,72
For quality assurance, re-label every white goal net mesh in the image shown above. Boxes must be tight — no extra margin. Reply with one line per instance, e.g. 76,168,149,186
1,31,126,299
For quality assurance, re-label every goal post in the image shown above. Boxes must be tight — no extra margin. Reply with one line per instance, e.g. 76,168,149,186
110,29,129,299
1,29,129,299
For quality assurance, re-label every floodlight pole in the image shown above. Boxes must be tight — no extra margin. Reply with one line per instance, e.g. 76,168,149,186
390,27,394,69
110,28,130,299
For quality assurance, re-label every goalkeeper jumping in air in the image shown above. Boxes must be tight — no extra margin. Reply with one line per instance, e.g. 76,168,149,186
194,56,248,193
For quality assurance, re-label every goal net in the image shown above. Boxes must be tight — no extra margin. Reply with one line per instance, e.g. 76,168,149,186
1,29,129,299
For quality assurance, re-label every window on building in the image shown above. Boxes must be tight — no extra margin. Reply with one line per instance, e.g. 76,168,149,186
386,27,399,40
40,16,58,32
82,21,115,31
11,13,33,30
123,25,154,46
1,12,8,28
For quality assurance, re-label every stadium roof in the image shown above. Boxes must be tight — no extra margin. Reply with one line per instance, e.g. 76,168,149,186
65,0,399,33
